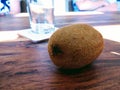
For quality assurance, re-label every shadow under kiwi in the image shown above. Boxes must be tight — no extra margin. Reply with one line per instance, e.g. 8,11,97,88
57,63,95,75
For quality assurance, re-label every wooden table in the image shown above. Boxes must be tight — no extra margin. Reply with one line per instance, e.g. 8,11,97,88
0,12,120,90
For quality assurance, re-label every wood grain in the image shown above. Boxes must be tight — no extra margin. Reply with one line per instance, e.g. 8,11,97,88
0,12,120,90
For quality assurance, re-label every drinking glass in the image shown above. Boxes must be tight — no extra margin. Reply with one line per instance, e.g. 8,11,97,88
27,0,55,34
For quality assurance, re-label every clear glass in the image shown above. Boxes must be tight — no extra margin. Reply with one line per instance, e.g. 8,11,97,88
27,0,55,34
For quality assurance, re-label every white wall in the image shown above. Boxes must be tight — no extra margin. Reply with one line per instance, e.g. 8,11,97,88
54,0,68,13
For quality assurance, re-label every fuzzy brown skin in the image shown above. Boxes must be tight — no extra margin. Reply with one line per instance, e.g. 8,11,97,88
48,24,104,69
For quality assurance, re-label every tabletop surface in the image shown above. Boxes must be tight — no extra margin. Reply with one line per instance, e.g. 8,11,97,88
0,12,120,90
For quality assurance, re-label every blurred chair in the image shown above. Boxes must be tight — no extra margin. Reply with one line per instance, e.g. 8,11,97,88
20,0,27,13
0,0,10,15
67,0,74,11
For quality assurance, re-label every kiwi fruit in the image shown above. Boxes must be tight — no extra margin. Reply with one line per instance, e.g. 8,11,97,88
48,24,104,69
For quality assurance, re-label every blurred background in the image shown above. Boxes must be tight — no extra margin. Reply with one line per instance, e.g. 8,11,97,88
0,0,120,16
